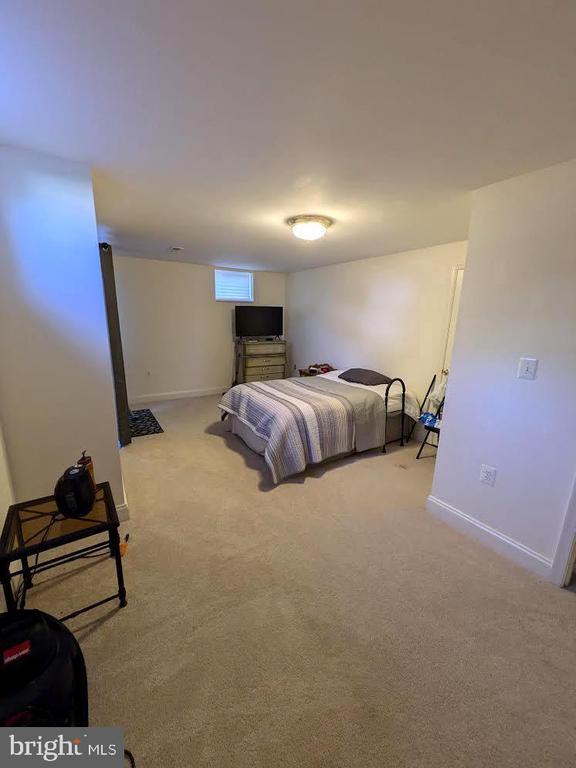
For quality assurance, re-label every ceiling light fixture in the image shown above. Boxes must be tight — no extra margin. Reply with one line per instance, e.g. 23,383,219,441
287,214,333,241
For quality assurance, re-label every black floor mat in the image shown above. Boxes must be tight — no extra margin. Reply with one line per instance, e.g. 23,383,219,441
129,409,164,438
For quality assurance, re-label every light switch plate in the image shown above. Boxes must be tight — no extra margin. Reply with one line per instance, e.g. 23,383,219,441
517,357,538,380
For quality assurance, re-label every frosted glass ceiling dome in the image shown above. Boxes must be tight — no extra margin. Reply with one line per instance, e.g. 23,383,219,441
287,215,334,241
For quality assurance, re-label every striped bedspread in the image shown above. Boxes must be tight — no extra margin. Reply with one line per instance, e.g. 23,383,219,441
219,376,387,483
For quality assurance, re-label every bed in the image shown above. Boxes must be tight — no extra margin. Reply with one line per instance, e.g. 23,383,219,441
218,370,420,483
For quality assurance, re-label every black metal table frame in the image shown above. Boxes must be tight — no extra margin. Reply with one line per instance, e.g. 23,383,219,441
0,482,127,622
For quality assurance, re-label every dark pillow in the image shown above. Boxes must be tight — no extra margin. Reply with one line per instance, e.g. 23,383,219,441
338,368,392,386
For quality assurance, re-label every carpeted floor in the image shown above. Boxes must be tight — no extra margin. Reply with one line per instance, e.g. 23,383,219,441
28,395,576,767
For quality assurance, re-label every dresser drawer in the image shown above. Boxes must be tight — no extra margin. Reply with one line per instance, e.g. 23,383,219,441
243,342,286,356
245,364,285,377
244,366,285,381
245,374,284,382
245,355,286,368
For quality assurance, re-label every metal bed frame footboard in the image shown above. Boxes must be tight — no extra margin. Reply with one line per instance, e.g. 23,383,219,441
382,377,407,453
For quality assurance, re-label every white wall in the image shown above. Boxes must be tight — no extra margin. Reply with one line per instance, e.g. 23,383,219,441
287,241,467,398
429,158,576,579
0,421,13,519
0,146,124,504
113,255,287,403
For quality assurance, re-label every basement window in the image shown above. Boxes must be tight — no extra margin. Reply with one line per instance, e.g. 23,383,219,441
214,269,254,302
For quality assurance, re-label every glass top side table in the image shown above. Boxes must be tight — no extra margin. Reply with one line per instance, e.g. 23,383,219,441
0,482,127,622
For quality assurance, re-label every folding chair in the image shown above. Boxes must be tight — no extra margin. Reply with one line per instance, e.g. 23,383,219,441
409,375,436,441
416,394,444,459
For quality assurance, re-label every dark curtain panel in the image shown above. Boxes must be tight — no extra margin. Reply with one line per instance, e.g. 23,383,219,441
99,242,132,447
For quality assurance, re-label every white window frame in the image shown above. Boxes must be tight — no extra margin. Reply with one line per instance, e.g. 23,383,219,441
214,269,254,303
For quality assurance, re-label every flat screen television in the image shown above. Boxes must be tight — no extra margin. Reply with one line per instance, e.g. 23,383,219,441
235,306,283,338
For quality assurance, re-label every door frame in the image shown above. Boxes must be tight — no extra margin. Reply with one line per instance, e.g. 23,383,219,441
441,264,465,375
551,472,576,586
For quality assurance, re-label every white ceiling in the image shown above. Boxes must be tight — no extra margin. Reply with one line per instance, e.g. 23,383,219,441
2,1,576,272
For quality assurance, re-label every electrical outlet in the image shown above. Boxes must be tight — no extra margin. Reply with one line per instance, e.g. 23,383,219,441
517,357,538,380
479,464,497,486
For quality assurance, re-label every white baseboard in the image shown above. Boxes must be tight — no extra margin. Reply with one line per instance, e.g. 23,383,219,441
116,502,130,522
129,386,227,406
426,495,554,580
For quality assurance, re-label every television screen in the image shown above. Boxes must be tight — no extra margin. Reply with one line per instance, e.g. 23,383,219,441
235,306,283,337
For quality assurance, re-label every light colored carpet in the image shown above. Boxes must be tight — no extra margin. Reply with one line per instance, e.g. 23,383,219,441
28,395,576,767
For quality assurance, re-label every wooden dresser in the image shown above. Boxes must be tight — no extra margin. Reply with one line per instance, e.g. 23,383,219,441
236,340,287,383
